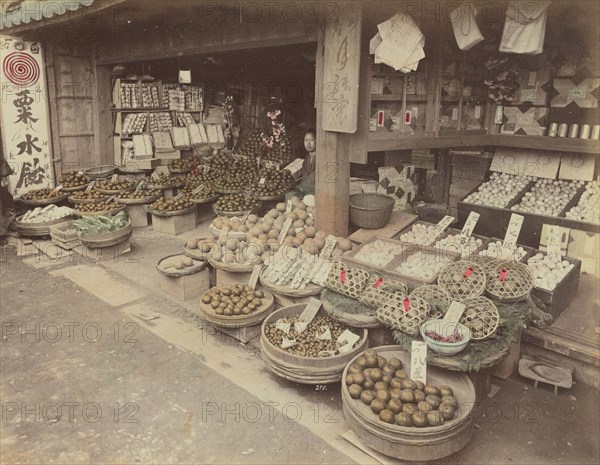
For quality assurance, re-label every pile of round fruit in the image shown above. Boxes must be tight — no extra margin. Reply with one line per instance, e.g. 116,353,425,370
161,255,196,271
345,350,459,427
69,190,107,201
214,194,261,213
262,133,293,165
146,173,185,188
186,237,218,255
20,188,64,201
201,285,266,316
168,158,192,172
95,178,136,192
149,196,194,213
76,200,122,213
264,315,358,357
60,171,89,188
235,128,264,157
116,189,161,200
210,237,270,265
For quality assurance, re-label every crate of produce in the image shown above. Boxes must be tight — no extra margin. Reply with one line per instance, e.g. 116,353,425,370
343,236,414,272
525,252,582,319
384,246,462,288
433,229,489,258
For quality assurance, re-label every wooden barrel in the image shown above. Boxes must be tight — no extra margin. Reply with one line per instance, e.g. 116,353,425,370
341,346,475,462
260,304,369,385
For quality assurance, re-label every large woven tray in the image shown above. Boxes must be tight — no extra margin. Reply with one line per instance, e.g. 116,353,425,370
17,193,68,206
61,184,88,193
116,194,162,205
156,254,207,277
213,205,261,218
16,215,76,237
321,289,381,329
199,286,274,328
259,269,323,297
145,205,196,217
207,255,258,273
190,194,219,205
95,186,136,195
77,205,127,217
68,196,108,205
208,223,247,239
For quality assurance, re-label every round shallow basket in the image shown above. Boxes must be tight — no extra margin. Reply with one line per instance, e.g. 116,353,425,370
199,286,274,328
95,185,136,195
213,204,262,218
115,194,162,205
349,193,394,229
375,294,430,336
256,193,286,202
144,182,184,190
485,260,534,304
217,188,242,195
17,193,68,207
459,296,499,340
208,222,248,239
16,214,76,237
61,184,88,193
437,261,486,301
321,289,381,329
156,254,207,277
207,255,258,273
261,304,369,385
77,205,127,217
259,269,323,298
79,219,132,248
409,285,452,319
190,194,219,205
145,205,196,217
68,195,108,205
85,165,116,180
342,346,475,462
183,238,218,260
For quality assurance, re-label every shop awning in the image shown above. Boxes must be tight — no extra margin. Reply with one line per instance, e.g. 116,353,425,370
0,0,96,31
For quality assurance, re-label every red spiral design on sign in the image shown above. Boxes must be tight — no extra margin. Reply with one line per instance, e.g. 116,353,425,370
2,52,40,87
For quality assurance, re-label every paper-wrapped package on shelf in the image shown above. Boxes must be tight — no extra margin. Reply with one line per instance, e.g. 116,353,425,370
370,12,425,72
377,166,415,211
499,1,550,55
450,3,484,51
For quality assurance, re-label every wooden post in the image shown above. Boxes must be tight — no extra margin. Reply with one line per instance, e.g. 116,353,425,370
315,2,362,237
45,44,63,177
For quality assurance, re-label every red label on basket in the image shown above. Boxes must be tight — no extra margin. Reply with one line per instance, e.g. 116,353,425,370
463,267,474,278
340,270,347,284
403,298,410,313
373,277,384,288
499,269,508,282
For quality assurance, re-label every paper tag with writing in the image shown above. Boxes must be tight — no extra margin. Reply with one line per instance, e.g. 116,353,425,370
192,184,205,195
410,341,427,385
316,326,332,340
54,185,64,192
460,212,480,239
281,336,296,349
135,180,144,192
259,177,266,186
286,200,293,213
277,218,293,244
106,195,117,203
294,321,308,335
298,298,321,324
443,301,466,323
248,264,262,289
310,259,332,287
111,174,119,182
337,329,360,353
85,181,96,192
319,235,338,260
545,224,562,259
202,164,210,174
503,213,524,248
433,216,455,240
275,320,292,335
239,211,251,225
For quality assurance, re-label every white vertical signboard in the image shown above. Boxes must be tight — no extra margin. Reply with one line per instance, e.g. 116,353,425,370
0,36,54,196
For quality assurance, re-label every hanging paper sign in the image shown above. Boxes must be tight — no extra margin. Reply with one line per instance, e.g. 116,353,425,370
410,341,427,385
503,213,524,249
248,265,262,290
277,218,293,244
1,38,54,197
85,181,96,192
545,224,562,260
460,212,480,239
298,298,322,324
432,215,455,240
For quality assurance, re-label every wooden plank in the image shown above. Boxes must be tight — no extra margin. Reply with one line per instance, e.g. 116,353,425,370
90,50,102,166
348,24,371,164
348,211,419,244
321,1,361,133
96,64,113,166
45,44,63,175
368,133,491,151
491,135,599,155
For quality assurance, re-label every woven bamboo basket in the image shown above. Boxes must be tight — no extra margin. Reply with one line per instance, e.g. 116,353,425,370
145,205,196,217
409,285,452,319
375,295,430,336
85,165,116,179
79,219,132,248
207,255,259,273
183,239,218,261
342,346,475,462
459,297,499,340
78,205,127,217
199,286,274,328
213,204,261,218
485,261,534,303
16,214,76,237
261,304,369,384
349,193,395,229
156,254,207,277
61,184,88,193
358,274,408,309
18,193,68,206
68,195,108,205
438,261,487,301
115,194,161,205
321,289,381,328
325,260,370,300
209,222,248,239
259,269,323,297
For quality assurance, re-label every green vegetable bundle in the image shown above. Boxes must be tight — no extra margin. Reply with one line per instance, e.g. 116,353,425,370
74,211,129,234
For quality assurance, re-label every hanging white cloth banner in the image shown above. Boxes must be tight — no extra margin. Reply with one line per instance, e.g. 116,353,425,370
450,3,484,51
500,1,551,55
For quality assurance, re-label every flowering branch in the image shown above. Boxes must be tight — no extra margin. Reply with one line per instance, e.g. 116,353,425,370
484,56,520,106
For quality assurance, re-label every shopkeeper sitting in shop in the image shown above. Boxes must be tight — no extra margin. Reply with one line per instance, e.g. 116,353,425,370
296,128,317,196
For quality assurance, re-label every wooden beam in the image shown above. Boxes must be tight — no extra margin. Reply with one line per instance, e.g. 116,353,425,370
44,43,63,176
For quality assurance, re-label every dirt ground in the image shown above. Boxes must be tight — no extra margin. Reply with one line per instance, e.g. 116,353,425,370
1,231,599,465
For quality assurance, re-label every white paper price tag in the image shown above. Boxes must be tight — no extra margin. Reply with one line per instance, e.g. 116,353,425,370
192,184,205,195
294,321,308,335
336,329,360,353
442,300,466,323
259,177,266,186
106,195,117,203
286,200,293,213
111,174,119,182
54,185,64,192
316,326,332,340
319,235,337,260
277,218,293,244
298,298,322,324
460,212,480,239
433,215,455,240
503,213,524,248
545,224,562,259
248,264,262,289
281,336,296,349
275,320,292,335
410,341,428,385
85,181,96,192
310,259,332,287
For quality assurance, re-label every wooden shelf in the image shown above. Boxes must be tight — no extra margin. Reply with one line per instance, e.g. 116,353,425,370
111,108,203,112
491,135,600,155
371,94,402,101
